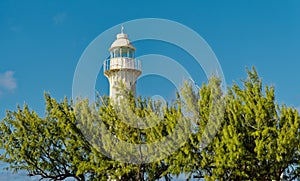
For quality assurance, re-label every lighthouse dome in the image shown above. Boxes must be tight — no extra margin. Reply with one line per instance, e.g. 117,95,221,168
110,32,135,50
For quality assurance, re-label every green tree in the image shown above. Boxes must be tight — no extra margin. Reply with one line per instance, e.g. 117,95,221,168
170,68,300,180
163,75,225,180
0,68,299,181
0,91,175,180
75,89,177,180
0,95,93,180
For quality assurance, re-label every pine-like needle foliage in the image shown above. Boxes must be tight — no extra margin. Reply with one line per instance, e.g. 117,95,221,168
0,68,299,181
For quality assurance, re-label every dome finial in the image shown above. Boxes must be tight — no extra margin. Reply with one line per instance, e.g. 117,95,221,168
121,24,124,34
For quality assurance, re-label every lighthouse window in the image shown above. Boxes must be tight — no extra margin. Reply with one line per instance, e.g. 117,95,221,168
121,47,128,57
113,48,120,58
117,47,134,58
111,47,135,58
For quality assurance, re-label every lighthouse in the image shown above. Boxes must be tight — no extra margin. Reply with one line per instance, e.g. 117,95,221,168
103,26,142,99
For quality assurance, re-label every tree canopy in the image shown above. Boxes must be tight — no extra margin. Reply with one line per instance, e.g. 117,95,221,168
0,68,299,180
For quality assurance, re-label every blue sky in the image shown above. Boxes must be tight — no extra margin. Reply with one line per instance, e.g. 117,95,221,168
0,0,300,179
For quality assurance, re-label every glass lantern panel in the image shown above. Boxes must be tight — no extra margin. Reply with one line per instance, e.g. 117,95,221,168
111,47,134,58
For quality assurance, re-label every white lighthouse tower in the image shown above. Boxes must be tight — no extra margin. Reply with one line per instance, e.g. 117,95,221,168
103,26,142,99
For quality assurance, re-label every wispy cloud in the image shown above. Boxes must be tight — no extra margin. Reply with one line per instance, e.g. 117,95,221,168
53,12,67,25
0,71,17,93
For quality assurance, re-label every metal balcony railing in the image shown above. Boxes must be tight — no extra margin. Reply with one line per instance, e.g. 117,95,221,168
103,57,142,73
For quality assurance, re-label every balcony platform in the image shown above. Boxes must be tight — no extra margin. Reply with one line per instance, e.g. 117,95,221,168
103,57,142,76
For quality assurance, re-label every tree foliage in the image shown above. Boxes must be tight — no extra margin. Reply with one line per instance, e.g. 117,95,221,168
0,96,91,180
202,69,300,180
0,68,299,180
